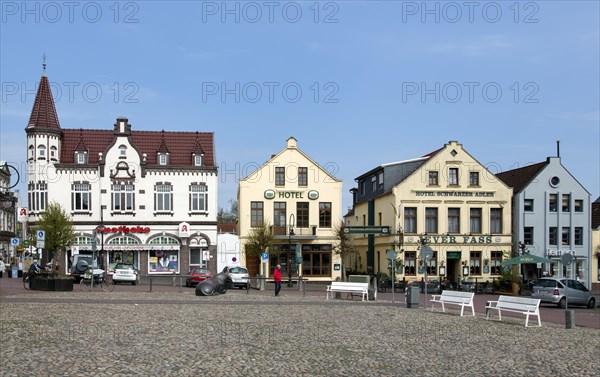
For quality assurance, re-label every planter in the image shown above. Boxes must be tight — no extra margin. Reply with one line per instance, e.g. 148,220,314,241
32,277,55,291
54,279,74,291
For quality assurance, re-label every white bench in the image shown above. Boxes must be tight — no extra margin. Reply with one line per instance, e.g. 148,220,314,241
485,296,541,327
430,290,475,316
326,282,369,301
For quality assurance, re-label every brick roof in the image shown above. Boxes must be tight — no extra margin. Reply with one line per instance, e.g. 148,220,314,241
26,74,61,130
495,161,547,194
60,129,215,166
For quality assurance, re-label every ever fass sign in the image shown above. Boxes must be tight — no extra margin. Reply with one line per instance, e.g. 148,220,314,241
97,225,151,234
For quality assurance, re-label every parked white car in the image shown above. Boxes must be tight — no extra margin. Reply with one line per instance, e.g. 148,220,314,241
112,263,138,285
222,266,249,290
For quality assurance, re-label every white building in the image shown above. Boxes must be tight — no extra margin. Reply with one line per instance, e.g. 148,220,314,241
25,66,218,276
497,153,592,288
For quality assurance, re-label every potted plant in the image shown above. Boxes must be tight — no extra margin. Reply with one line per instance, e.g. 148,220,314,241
53,275,74,291
32,272,55,291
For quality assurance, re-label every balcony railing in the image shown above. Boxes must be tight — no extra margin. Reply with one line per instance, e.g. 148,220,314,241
271,225,319,237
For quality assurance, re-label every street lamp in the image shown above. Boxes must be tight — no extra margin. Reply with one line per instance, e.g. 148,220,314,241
288,213,295,288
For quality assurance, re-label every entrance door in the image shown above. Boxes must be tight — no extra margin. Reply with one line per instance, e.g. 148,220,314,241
447,259,457,289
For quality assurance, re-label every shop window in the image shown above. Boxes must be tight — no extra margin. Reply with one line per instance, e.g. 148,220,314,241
108,251,137,272
405,251,416,276
190,247,208,267
426,252,437,275
470,251,481,275
490,251,502,275
149,250,179,273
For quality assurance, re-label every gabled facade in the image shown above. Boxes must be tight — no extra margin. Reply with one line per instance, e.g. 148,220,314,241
497,157,592,288
25,67,218,275
345,141,513,287
238,137,343,281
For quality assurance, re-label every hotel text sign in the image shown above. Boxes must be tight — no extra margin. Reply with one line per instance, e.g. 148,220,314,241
415,191,495,197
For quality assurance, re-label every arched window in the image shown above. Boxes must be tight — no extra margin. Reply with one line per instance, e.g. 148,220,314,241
148,236,180,245
38,145,46,158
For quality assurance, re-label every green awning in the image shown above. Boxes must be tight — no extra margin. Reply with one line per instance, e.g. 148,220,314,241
500,253,553,266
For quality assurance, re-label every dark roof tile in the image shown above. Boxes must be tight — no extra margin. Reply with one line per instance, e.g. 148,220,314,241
495,161,547,194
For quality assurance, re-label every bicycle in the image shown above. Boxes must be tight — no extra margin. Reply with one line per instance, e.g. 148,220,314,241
80,269,115,292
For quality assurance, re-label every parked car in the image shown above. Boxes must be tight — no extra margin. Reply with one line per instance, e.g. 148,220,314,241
112,263,138,285
70,254,102,282
186,268,213,287
531,278,595,309
222,266,249,289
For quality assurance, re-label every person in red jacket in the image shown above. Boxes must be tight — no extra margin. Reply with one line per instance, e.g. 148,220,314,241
273,264,282,296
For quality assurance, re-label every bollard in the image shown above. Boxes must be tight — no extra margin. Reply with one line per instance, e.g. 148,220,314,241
149,277,153,292
565,310,575,329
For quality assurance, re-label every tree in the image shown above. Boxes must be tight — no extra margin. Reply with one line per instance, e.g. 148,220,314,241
33,202,75,274
332,221,358,281
217,199,238,224
244,222,274,259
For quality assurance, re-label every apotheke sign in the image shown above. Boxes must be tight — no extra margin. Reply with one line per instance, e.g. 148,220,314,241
264,189,319,200
96,225,151,234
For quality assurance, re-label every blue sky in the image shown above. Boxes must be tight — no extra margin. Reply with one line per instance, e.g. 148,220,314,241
1,0,599,213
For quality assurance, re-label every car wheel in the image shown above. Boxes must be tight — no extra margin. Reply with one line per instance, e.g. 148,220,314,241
132,281,137,286
185,282,189,287
587,297,596,309
558,297,566,309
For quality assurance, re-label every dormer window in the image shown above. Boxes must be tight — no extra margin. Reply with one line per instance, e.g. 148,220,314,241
119,145,127,158
194,154,203,166
158,153,168,166
76,151,87,164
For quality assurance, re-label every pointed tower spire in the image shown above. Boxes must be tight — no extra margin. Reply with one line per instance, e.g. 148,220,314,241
26,58,61,130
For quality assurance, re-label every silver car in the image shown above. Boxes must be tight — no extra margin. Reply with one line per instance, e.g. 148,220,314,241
222,266,249,290
532,278,595,309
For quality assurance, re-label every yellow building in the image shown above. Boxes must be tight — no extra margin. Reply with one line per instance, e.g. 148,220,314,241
345,141,513,288
238,137,343,282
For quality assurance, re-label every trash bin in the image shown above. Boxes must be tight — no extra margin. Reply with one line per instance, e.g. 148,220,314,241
407,286,420,308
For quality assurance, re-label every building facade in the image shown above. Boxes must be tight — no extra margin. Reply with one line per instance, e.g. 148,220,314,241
496,156,592,288
238,137,343,282
0,163,18,261
25,67,218,276
592,197,600,290
345,141,513,287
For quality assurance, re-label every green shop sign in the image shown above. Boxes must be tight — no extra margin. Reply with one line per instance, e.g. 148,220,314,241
447,252,461,260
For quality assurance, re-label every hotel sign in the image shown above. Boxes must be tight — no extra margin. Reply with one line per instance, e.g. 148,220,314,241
264,189,319,200
414,190,495,197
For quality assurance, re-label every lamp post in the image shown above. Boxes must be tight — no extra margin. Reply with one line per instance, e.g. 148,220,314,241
287,214,295,288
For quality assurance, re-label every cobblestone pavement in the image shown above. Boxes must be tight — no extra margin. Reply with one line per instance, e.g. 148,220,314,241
1,285,599,376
